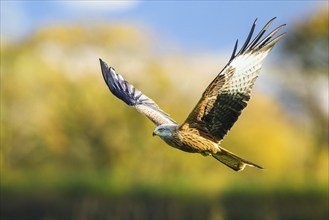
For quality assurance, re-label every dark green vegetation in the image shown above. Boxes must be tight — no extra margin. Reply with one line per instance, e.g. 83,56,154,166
2,170,328,219
2,189,327,220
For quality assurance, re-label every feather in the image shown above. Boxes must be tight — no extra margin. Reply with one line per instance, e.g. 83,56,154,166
236,18,257,55
212,147,264,171
100,59,177,126
180,18,285,142
246,17,276,51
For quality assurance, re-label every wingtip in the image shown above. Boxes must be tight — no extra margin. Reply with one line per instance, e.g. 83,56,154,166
99,58,105,65
99,59,115,71
254,18,258,25
270,17,277,22
99,58,107,69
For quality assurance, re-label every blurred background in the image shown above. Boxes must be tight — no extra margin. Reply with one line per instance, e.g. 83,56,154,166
1,1,328,219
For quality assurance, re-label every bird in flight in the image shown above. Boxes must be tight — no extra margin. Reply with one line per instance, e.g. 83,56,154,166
100,18,285,171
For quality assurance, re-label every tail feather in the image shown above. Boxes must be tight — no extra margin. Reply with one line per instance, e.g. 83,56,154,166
212,147,264,172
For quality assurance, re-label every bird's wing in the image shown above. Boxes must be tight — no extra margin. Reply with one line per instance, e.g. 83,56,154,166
180,18,285,142
100,59,177,126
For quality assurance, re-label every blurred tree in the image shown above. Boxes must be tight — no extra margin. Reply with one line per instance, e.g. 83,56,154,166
281,8,328,171
1,21,326,196
284,9,328,74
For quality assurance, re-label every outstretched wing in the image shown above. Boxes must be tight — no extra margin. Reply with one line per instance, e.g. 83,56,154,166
180,18,285,142
100,59,177,126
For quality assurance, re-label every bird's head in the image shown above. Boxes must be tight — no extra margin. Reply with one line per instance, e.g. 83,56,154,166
152,124,177,138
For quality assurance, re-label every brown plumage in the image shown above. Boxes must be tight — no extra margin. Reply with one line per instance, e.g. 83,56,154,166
100,18,285,171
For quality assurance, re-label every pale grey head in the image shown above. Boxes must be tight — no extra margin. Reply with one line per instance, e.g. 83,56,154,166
152,124,177,139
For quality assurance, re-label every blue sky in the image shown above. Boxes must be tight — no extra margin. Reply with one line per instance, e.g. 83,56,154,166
1,1,326,52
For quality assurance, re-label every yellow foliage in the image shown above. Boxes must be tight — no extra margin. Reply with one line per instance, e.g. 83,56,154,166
1,23,327,196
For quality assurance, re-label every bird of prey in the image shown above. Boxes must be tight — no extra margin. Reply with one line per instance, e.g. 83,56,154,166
100,18,285,171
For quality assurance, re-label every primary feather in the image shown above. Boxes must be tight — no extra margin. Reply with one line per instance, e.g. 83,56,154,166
180,18,285,142
100,59,177,126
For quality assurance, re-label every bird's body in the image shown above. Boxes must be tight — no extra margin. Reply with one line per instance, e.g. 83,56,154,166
154,124,217,154
100,18,285,171
153,124,263,171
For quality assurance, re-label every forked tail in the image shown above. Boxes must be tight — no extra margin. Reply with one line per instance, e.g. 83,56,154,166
212,147,264,172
